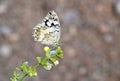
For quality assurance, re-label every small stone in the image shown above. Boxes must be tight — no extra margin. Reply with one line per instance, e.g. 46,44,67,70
103,34,113,44
113,0,120,16
0,44,12,58
98,24,110,34
0,26,12,35
0,2,8,15
5,33,20,42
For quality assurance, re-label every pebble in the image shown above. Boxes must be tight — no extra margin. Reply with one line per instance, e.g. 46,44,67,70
98,24,110,34
0,26,12,35
0,2,8,15
5,33,20,42
113,0,120,16
0,44,12,58
103,34,113,44
0,26,20,42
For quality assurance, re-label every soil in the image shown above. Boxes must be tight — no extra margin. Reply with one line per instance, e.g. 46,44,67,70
0,0,120,81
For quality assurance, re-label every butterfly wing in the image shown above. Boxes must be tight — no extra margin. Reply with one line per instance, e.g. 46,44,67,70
33,11,60,47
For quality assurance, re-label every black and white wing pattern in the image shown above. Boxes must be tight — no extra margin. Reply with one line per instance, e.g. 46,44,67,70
33,11,60,47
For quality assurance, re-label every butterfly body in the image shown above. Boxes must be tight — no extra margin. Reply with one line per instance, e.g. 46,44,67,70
33,11,61,48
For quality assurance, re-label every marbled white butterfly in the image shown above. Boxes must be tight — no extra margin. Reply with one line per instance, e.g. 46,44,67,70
33,11,60,48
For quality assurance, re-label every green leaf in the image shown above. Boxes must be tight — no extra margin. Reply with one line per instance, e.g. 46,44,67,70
56,53,63,58
56,46,62,53
32,67,37,77
27,66,33,77
43,62,53,70
50,58,59,66
41,58,49,66
44,47,51,58
32,71,37,77
36,57,41,64
55,46,63,58
10,71,22,81
21,62,28,74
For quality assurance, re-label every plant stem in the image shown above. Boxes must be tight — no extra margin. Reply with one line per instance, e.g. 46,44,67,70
20,74,27,81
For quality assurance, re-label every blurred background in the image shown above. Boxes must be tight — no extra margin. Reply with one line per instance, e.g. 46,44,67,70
0,0,120,81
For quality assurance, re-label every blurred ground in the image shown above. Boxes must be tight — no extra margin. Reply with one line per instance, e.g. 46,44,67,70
0,0,120,81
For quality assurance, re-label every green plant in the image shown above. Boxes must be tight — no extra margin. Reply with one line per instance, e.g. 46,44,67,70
10,46,63,81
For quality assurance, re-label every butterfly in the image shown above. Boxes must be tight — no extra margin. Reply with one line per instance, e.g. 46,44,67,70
32,10,61,48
